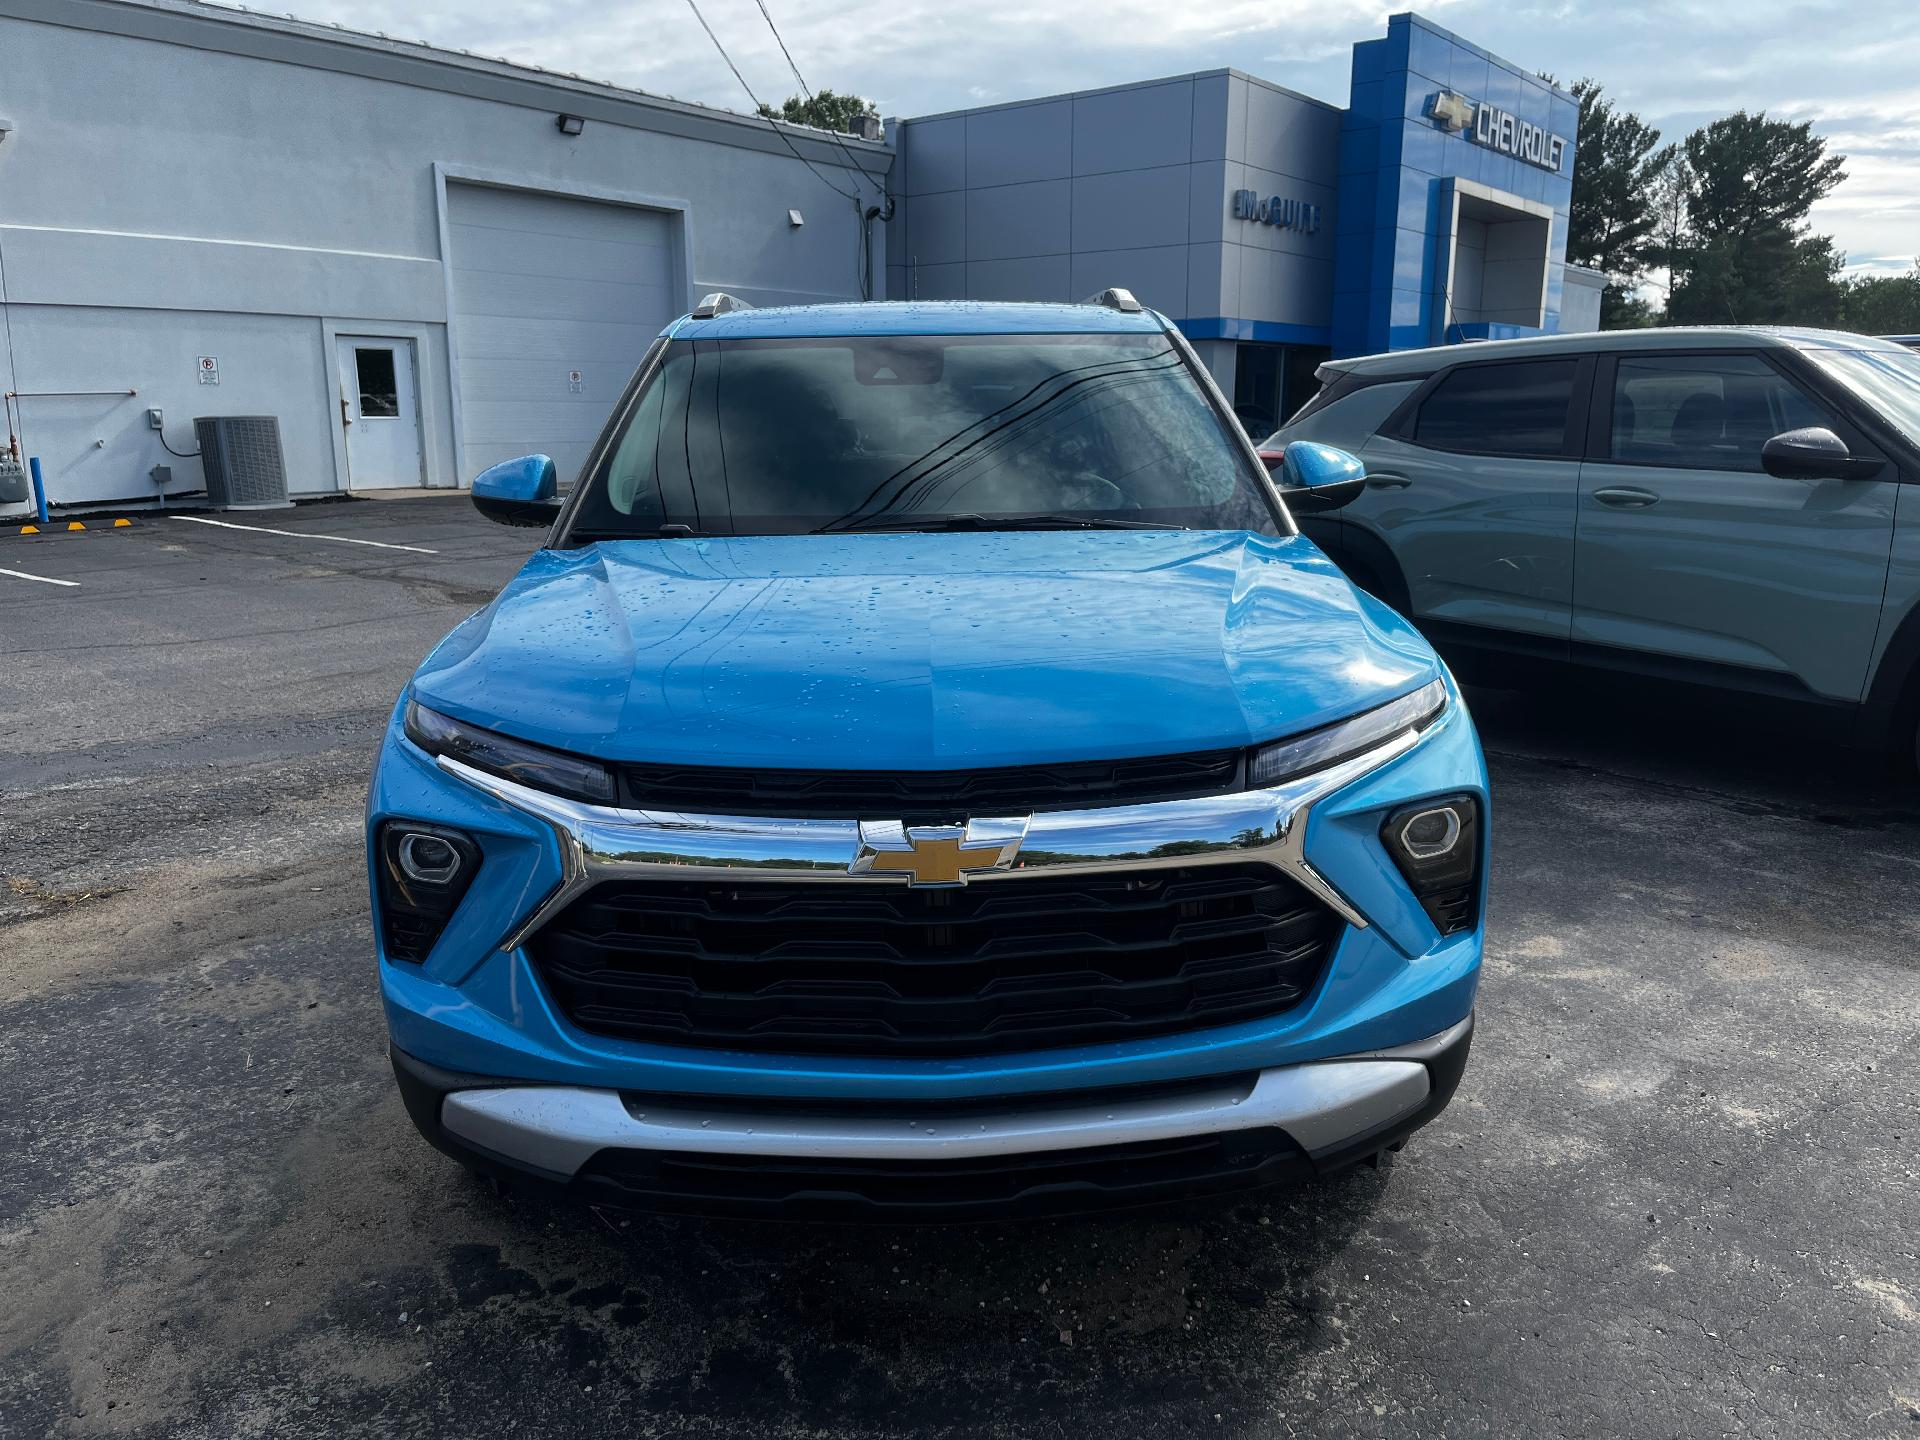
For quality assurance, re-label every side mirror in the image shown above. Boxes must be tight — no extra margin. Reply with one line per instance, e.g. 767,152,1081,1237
1278,441,1368,514
471,454,561,528
1760,427,1883,482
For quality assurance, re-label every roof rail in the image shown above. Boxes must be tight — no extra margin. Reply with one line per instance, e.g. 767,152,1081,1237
691,291,752,319
1083,287,1143,314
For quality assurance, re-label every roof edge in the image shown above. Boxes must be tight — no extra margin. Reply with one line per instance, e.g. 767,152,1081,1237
0,0,892,174
894,66,1341,127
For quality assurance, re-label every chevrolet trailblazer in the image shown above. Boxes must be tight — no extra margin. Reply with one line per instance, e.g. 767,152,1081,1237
368,290,1487,1220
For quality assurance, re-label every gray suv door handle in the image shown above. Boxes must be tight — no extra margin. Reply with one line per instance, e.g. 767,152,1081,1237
1593,486,1660,509
1366,472,1412,490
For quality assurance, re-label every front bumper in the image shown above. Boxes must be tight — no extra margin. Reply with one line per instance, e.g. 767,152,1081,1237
393,1014,1472,1221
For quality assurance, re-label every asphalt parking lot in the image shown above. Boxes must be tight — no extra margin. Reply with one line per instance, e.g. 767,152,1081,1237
2,495,1916,1439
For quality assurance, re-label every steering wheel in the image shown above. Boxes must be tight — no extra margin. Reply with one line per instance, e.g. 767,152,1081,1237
1054,471,1131,510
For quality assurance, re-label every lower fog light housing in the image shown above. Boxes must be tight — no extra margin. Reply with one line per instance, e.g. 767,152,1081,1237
1380,794,1481,936
377,821,481,962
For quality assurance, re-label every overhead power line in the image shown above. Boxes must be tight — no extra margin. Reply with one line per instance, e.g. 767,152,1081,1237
681,0,860,204
748,0,876,184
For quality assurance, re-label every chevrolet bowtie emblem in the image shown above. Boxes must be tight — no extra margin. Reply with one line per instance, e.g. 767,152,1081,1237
1426,89,1475,133
851,818,1029,887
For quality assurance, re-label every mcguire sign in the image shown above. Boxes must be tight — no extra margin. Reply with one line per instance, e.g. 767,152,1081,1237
1426,89,1568,173
1231,190,1322,233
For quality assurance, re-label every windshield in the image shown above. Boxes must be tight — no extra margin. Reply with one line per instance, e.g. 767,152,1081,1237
567,332,1283,539
1802,345,1920,447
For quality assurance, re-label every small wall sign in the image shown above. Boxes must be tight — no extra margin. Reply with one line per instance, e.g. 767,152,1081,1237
1231,190,1321,234
197,355,220,385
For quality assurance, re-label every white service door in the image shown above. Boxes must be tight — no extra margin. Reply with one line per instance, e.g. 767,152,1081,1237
336,337,424,490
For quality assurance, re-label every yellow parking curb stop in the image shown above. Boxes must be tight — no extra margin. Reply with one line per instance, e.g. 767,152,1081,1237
67,521,85,531
19,525,38,534
114,518,132,527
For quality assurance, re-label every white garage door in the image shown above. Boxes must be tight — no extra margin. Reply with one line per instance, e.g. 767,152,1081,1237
446,183,676,486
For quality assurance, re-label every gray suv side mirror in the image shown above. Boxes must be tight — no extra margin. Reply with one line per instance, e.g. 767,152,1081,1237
1760,427,1884,482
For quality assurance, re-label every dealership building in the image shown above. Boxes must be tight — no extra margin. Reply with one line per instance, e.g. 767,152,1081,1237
0,1,1594,514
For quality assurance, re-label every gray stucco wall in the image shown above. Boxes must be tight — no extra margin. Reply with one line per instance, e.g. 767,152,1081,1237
0,0,888,510
887,71,1341,344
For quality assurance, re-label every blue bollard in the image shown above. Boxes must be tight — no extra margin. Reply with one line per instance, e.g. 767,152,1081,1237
28,456,48,524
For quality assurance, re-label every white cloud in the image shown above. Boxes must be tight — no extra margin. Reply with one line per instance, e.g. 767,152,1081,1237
281,0,1918,267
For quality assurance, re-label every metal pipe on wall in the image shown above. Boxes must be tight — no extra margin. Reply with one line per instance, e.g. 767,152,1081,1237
3,390,138,514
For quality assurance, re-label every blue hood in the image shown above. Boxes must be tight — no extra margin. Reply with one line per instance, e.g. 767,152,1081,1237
411,531,1439,770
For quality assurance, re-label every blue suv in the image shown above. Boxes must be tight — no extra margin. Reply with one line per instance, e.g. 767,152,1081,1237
369,291,1488,1220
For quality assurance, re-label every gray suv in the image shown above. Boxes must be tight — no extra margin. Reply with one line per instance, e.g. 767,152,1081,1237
1266,328,1920,763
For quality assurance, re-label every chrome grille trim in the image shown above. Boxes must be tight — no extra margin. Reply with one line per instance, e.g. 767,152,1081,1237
437,721,1429,953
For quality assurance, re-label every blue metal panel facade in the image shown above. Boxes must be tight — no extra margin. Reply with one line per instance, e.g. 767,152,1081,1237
892,11,1579,364
1330,13,1577,355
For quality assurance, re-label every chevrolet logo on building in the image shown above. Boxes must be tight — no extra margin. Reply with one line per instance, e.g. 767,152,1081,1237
851,817,1028,887
1426,89,1475,132
1425,87,1568,173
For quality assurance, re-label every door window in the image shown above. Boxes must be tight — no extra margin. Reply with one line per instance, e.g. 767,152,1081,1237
1413,360,1577,457
1608,354,1827,471
1277,378,1421,447
354,347,400,418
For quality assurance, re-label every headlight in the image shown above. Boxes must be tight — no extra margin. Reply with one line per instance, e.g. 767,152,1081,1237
404,699,617,804
1247,678,1448,787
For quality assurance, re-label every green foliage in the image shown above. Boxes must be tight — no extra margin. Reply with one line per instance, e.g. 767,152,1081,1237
1665,111,1847,325
1680,111,1845,242
1561,91,1857,330
1566,80,1672,287
1643,149,1693,282
756,90,878,134
1839,264,1920,334
1670,229,1845,325
1601,290,1659,329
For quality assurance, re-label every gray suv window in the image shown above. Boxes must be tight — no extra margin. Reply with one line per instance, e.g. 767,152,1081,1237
1610,354,1827,472
1413,360,1577,457
1272,378,1421,447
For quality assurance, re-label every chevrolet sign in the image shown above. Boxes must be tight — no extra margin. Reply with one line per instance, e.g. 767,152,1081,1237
1426,89,1568,174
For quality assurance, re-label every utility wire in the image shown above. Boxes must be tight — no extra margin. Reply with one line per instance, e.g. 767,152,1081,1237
682,0,859,204
748,0,894,297
748,0,876,189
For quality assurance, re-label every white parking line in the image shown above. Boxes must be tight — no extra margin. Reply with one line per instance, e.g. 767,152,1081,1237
169,513,440,554
0,565,79,588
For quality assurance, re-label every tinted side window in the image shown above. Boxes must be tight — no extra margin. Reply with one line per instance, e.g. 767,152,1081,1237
1414,361,1577,457
1279,379,1422,447
1610,354,1828,472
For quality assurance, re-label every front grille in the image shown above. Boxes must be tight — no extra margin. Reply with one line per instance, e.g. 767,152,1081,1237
573,1128,1308,1220
616,750,1244,817
528,864,1341,1058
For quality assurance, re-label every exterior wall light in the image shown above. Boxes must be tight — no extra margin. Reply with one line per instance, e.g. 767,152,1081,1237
788,209,804,228
555,113,585,136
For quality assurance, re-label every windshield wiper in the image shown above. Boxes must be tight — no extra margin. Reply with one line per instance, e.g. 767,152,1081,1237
570,523,707,542
824,512,1186,534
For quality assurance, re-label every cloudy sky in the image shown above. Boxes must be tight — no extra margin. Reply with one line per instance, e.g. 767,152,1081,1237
294,0,1917,276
